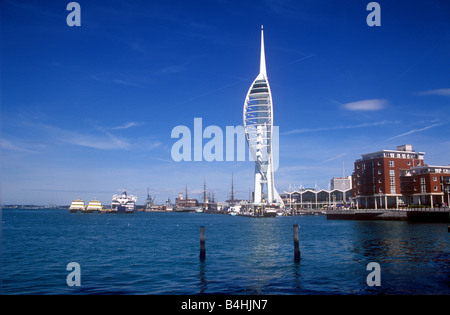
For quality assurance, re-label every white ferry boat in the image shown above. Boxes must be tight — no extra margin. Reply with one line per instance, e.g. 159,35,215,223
69,199,86,213
111,190,137,213
263,208,277,217
86,199,102,213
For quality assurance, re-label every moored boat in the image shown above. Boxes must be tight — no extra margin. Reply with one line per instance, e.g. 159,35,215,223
111,190,137,213
69,199,86,213
86,199,102,213
263,208,277,217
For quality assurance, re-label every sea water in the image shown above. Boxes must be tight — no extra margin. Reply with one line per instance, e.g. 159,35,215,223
1,209,449,294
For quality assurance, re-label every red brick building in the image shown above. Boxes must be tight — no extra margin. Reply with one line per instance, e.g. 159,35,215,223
410,165,450,207
352,145,450,209
352,145,421,208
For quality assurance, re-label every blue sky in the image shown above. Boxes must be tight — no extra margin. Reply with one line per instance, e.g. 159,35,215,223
1,0,450,205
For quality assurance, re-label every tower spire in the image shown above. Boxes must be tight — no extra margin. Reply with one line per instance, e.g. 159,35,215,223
259,25,267,78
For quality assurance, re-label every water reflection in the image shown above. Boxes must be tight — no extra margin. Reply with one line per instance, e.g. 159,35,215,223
346,221,450,294
198,260,207,294
351,221,449,265
292,263,302,292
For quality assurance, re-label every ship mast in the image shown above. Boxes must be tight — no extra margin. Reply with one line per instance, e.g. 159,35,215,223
203,178,207,209
230,173,235,206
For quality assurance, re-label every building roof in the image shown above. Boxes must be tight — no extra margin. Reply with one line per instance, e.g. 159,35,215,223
358,145,425,161
411,165,450,174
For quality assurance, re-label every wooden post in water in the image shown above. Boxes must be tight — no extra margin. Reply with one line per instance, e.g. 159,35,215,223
293,224,301,263
200,226,206,260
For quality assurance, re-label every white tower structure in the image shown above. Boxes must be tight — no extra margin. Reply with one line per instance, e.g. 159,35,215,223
243,26,284,208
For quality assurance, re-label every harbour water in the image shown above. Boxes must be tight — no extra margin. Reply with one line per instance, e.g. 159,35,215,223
1,209,449,295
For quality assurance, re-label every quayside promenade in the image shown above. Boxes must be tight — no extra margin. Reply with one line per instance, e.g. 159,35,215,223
326,207,450,222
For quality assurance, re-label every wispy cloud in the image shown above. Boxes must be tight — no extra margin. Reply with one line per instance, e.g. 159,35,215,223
58,128,132,150
157,62,188,74
320,153,347,164
1,139,37,153
386,122,444,141
112,121,143,130
111,79,147,88
282,120,397,135
91,73,148,88
342,99,388,111
46,124,163,152
417,88,450,97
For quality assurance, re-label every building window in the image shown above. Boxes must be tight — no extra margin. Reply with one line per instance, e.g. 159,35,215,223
389,160,394,167
379,187,383,193
390,170,396,194
433,176,437,181
378,178,382,183
434,186,438,191
420,177,426,193
408,161,411,166
378,170,382,175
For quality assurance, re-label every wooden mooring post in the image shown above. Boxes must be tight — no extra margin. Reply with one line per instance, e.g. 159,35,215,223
200,226,206,260
293,224,301,263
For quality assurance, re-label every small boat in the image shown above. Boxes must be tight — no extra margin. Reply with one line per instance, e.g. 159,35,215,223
264,208,277,217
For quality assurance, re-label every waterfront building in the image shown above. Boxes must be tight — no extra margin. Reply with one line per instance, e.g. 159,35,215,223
330,176,352,191
409,165,450,207
281,187,352,211
351,144,450,208
243,26,284,208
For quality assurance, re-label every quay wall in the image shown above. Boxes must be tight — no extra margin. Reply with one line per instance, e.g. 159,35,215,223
326,208,450,222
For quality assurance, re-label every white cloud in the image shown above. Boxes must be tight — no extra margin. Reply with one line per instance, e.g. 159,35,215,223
68,132,131,150
342,99,387,111
417,88,450,97
112,121,143,130
1,139,36,153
